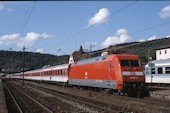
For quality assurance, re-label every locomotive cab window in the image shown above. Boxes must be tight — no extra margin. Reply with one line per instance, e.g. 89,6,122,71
120,60,140,67
120,60,130,67
130,60,140,67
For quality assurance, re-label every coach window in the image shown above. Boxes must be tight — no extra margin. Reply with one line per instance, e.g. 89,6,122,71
165,67,170,74
110,62,113,68
63,70,65,75
58,70,59,75
158,67,163,74
61,70,63,75
151,68,155,74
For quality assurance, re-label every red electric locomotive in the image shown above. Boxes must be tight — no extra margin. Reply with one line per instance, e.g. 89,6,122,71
68,54,145,97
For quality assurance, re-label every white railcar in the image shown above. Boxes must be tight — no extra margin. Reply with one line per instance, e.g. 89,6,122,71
145,58,170,84
12,63,69,83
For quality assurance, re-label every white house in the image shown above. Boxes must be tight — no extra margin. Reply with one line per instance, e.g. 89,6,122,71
156,45,170,60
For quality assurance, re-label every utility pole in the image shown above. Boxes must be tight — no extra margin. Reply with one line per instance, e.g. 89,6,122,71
22,46,25,86
9,48,12,75
148,49,153,90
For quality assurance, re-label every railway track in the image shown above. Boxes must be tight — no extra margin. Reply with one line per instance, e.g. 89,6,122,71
7,80,139,113
25,80,170,113
28,83,134,113
4,80,170,113
4,83,23,113
4,82,53,113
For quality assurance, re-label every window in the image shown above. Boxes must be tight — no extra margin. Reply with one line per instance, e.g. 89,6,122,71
120,60,140,67
159,51,161,55
165,50,167,54
130,60,140,67
158,67,163,74
58,70,60,75
61,70,63,75
151,68,155,74
165,67,170,74
110,62,113,68
120,60,129,67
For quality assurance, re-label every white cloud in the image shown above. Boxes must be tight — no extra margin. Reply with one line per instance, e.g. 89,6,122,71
86,8,110,28
40,33,51,38
0,4,15,14
159,5,170,19
7,8,15,14
101,28,132,48
138,39,145,42
35,48,44,53
148,35,157,41
165,35,170,38
0,32,51,47
0,4,4,11
0,33,20,46
17,32,51,47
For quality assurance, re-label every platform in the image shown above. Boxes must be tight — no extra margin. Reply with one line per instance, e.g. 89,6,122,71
0,79,8,113
149,86,170,101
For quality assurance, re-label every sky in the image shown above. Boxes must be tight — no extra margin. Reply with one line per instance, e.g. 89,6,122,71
0,1,170,56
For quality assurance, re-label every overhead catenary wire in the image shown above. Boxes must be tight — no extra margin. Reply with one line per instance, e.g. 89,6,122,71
129,21,170,36
18,3,32,36
14,2,37,50
46,1,137,52
20,2,36,36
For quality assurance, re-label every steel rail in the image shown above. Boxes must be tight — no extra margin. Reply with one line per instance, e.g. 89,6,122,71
4,83,23,113
11,84,53,113
30,83,130,113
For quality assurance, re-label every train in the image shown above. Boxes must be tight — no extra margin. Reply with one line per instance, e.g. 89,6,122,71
145,58,170,86
10,53,146,97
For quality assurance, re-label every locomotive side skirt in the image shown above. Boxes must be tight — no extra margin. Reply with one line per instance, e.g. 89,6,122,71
69,79,116,89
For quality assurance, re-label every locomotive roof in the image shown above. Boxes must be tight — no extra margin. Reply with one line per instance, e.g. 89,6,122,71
145,58,170,67
74,54,138,66
75,55,108,66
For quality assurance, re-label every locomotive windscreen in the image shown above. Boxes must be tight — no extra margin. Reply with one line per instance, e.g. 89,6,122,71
120,60,140,67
